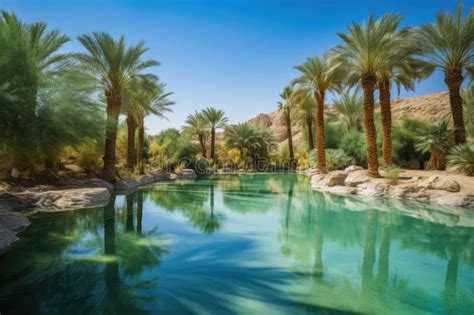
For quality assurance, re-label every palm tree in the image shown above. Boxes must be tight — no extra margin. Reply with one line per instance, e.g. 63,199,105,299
76,32,159,182
183,111,209,158
292,90,316,151
332,89,364,131
416,4,474,144
0,11,69,169
415,120,453,170
335,14,404,177
124,77,174,172
277,86,296,169
202,107,228,161
294,53,344,173
225,123,275,170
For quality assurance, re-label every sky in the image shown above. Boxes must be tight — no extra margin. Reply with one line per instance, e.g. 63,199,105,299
2,0,473,134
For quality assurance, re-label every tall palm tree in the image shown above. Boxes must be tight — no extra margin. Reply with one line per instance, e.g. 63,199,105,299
294,53,344,173
183,111,209,158
76,32,159,182
376,19,432,166
335,14,404,177
134,81,174,170
202,107,228,161
277,85,296,169
332,89,364,131
292,90,316,151
416,3,474,144
0,11,69,169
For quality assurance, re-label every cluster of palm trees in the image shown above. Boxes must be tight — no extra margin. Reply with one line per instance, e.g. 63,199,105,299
279,4,473,177
76,32,174,181
0,11,174,181
183,107,228,161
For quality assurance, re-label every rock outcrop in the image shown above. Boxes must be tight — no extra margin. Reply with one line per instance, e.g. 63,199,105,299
310,169,474,208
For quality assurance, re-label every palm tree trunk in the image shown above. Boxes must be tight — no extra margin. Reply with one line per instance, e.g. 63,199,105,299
126,115,137,171
199,134,207,158
306,116,315,151
379,79,392,166
210,128,216,161
361,76,379,177
285,108,295,170
137,122,145,173
102,95,121,182
315,90,326,173
136,190,143,236
445,71,466,144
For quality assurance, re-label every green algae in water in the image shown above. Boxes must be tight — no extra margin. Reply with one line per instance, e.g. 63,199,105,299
0,174,473,314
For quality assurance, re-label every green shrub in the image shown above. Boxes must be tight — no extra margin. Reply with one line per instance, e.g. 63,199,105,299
339,129,367,164
447,144,474,176
383,165,401,185
326,149,352,171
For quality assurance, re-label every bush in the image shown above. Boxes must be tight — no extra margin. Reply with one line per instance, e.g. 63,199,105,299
326,149,352,171
383,165,401,185
447,144,474,176
339,129,367,164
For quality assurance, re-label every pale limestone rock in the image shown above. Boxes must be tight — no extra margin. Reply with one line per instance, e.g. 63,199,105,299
357,181,389,197
344,170,371,187
178,169,197,180
20,188,110,210
432,194,474,207
418,176,460,192
321,171,348,187
325,186,357,195
344,165,364,173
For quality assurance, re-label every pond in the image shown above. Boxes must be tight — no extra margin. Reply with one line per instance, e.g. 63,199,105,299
1,174,473,314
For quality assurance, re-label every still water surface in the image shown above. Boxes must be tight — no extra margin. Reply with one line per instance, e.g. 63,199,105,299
1,174,473,314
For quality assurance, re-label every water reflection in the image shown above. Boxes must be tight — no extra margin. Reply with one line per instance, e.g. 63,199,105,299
0,175,473,314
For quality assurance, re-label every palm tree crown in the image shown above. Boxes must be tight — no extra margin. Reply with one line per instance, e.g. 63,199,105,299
415,4,474,144
202,107,228,161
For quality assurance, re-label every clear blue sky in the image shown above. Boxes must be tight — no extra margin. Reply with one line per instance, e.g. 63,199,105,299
2,0,472,134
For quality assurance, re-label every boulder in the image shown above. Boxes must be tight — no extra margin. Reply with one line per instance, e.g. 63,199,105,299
169,173,178,180
21,188,110,210
344,170,371,187
320,171,348,187
138,174,163,186
344,165,364,173
325,186,357,196
0,210,29,231
0,228,19,252
310,174,326,188
357,181,389,197
432,193,474,207
418,176,460,192
115,179,140,191
178,169,197,180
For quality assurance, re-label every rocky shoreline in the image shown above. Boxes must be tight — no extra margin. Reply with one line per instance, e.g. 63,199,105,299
308,166,474,208
0,169,198,252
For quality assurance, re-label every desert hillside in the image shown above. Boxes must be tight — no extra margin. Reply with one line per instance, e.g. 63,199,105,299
247,91,451,146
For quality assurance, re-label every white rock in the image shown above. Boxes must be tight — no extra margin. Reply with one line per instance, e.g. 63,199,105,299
344,170,371,187
325,186,357,195
344,165,364,173
178,169,197,180
432,194,474,207
418,176,460,192
21,188,110,210
320,171,348,187
357,181,388,197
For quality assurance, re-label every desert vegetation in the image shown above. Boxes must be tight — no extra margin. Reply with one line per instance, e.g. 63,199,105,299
0,4,473,184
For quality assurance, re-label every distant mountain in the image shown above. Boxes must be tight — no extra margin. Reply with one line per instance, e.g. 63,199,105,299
246,91,451,146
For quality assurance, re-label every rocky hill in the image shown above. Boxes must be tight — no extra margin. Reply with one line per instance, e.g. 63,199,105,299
246,91,451,146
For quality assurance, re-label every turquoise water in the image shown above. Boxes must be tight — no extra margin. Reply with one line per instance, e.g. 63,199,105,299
1,174,473,314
